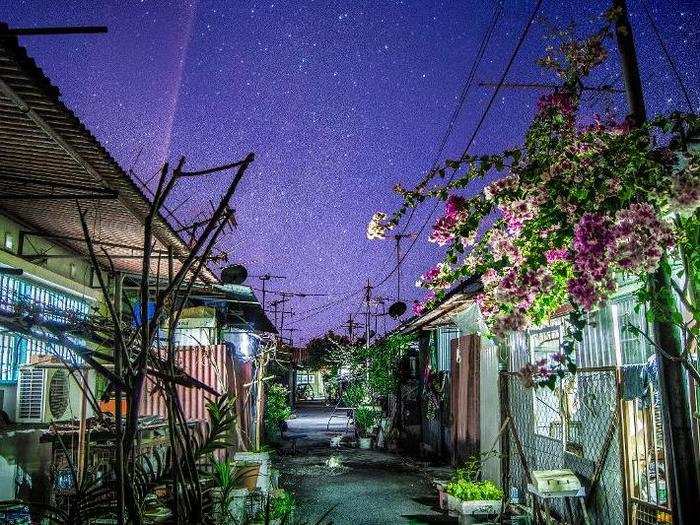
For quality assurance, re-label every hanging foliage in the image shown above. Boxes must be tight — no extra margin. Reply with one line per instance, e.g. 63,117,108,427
368,9,699,388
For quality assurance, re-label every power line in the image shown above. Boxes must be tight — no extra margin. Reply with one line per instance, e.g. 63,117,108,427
639,0,695,111
375,0,545,290
290,0,540,338
368,2,504,281
393,2,504,239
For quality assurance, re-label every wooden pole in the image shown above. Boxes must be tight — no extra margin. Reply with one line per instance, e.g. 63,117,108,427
113,272,125,525
613,1,700,521
76,371,88,485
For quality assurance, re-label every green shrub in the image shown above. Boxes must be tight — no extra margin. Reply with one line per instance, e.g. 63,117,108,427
445,479,503,501
353,405,379,438
342,382,366,407
256,489,295,521
265,383,292,433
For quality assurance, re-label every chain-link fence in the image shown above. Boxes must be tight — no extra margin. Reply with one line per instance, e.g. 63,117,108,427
501,368,625,524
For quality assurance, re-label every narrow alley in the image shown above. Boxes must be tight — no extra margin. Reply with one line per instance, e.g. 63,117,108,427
276,402,454,525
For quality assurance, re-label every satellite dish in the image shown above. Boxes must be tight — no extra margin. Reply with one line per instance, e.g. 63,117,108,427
388,301,407,319
221,264,248,284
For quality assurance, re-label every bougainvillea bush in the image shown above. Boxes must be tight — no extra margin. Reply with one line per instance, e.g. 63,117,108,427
368,12,699,388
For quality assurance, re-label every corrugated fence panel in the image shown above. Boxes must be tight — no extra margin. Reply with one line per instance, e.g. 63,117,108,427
139,344,228,422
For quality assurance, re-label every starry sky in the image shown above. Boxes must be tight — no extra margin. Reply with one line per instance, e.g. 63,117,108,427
1,1,698,344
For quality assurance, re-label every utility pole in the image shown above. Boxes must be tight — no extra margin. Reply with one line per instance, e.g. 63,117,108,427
283,327,299,346
342,314,362,343
613,0,700,520
364,279,373,350
279,293,293,332
257,273,285,311
270,299,281,329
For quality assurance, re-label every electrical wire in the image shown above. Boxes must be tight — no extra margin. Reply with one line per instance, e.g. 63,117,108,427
392,2,504,240
369,1,504,279
639,0,695,112
374,0,545,291
287,0,537,332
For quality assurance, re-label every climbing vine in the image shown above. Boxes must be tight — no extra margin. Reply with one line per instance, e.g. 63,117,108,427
368,9,699,388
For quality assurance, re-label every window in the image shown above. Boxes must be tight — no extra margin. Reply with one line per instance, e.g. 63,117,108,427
530,325,564,440
530,322,583,453
0,331,18,382
612,294,652,365
4,232,13,251
436,327,459,372
0,273,89,379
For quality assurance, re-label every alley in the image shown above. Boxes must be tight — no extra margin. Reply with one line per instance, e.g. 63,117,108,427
276,402,454,525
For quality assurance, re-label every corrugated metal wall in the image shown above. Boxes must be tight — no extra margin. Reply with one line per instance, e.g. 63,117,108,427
140,344,228,421
479,337,501,483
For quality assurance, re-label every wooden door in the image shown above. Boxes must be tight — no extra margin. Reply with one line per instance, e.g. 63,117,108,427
451,334,481,465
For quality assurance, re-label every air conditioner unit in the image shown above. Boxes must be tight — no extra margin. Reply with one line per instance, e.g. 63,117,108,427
15,365,95,424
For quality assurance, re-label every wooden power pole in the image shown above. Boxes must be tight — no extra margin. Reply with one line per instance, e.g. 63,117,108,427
613,0,700,520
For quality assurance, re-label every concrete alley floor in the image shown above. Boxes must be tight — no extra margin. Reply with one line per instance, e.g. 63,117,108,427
276,401,456,525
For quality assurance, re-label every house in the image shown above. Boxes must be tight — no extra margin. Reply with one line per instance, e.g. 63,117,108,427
393,277,502,484
397,267,695,523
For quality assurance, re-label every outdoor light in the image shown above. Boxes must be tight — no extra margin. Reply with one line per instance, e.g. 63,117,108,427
238,332,251,359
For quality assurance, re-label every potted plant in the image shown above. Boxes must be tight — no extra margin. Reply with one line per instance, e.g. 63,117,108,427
250,489,295,525
444,479,503,524
353,406,378,449
234,446,272,492
265,383,292,441
208,457,250,525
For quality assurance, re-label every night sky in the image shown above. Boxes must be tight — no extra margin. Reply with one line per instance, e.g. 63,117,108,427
2,1,698,343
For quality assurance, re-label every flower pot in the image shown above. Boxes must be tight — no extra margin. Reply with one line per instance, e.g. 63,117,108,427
358,437,372,449
234,451,271,492
446,494,461,515
235,463,260,491
211,487,248,525
457,499,501,525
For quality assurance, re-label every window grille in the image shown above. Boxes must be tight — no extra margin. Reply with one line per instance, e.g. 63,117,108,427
613,294,653,366
530,324,563,440
0,331,19,382
0,272,89,381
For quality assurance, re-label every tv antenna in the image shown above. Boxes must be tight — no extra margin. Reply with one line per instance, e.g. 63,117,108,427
257,273,286,310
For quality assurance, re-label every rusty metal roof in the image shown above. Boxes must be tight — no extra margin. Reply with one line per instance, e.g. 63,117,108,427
393,275,483,333
0,26,216,282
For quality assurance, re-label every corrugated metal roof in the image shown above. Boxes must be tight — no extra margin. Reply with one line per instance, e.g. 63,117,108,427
394,275,483,334
0,26,216,282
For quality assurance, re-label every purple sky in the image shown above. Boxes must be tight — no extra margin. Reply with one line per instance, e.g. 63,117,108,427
2,1,698,344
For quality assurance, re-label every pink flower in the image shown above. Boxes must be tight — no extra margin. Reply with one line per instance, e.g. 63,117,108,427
568,274,600,310
481,268,499,287
416,263,452,290
551,352,565,363
537,91,575,123
488,229,523,264
412,301,425,316
669,164,699,213
613,203,674,273
545,248,569,264
412,291,437,316
484,174,519,201
428,195,468,246
500,199,538,235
